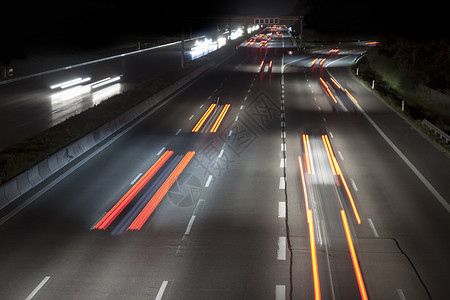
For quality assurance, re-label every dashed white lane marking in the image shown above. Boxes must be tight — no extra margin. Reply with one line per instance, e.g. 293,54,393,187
175,128,182,135
130,173,143,185
278,202,286,218
280,158,286,168
189,115,194,120
205,175,213,187
185,215,196,235
281,143,286,151
368,218,379,238
240,105,244,110
350,178,358,191
200,104,204,108
25,276,50,300
157,147,166,156
338,151,344,160
275,285,286,300
279,177,286,189
329,131,334,138
396,288,407,300
155,281,169,300
281,131,286,138
278,236,287,260
218,149,224,158
228,130,233,137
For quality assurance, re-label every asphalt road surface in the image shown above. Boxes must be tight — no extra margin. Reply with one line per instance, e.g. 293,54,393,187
0,30,449,300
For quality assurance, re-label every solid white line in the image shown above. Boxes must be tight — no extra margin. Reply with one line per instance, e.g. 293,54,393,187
367,218,379,238
25,276,50,300
275,285,286,300
278,202,286,218
278,236,286,260
185,215,196,235
155,281,169,300
130,173,143,185
205,175,213,187
354,102,450,213
279,177,286,189
396,288,407,300
156,147,166,156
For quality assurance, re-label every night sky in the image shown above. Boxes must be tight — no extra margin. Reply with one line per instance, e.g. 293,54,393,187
2,0,446,58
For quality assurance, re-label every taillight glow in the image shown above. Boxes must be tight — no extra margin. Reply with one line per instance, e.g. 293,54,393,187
311,58,318,66
319,58,326,66
340,210,368,300
210,104,230,133
192,104,216,132
128,151,195,230
308,209,322,300
345,88,358,104
323,135,361,224
298,156,310,212
94,150,173,230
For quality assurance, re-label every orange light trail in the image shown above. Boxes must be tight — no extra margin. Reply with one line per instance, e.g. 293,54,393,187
94,150,173,230
319,58,326,66
323,135,361,224
260,60,265,68
192,104,216,132
298,155,309,212
330,77,341,89
322,135,336,175
210,104,230,133
319,77,338,104
128,151,195,230
306,134,315,174
345,88,358,104
308,209,322,300
302,134,312,174
311,58,318,66
340,210,369,300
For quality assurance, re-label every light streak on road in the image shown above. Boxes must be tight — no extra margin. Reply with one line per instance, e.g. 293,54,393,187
341,210,368,300
308,209,322,300
93,150,173,230
322,135,361,224
210,104,230,133
192,104,216,132
345,88,358,104
128,151,195,230
50,77,91,89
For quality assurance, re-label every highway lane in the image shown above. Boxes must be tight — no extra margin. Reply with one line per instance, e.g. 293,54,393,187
0,29,292,299
1,34,448,299
0,38,202,151
283,49,449,299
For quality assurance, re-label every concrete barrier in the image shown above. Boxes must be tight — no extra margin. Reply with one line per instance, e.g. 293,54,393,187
0,61,215,210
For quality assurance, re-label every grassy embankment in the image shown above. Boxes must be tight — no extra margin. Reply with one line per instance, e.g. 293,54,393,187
352,45,450,154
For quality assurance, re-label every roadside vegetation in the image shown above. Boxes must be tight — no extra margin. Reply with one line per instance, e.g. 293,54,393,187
352,37,450,153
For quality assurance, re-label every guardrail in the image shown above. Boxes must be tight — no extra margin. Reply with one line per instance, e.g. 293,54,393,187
422,119,450,144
